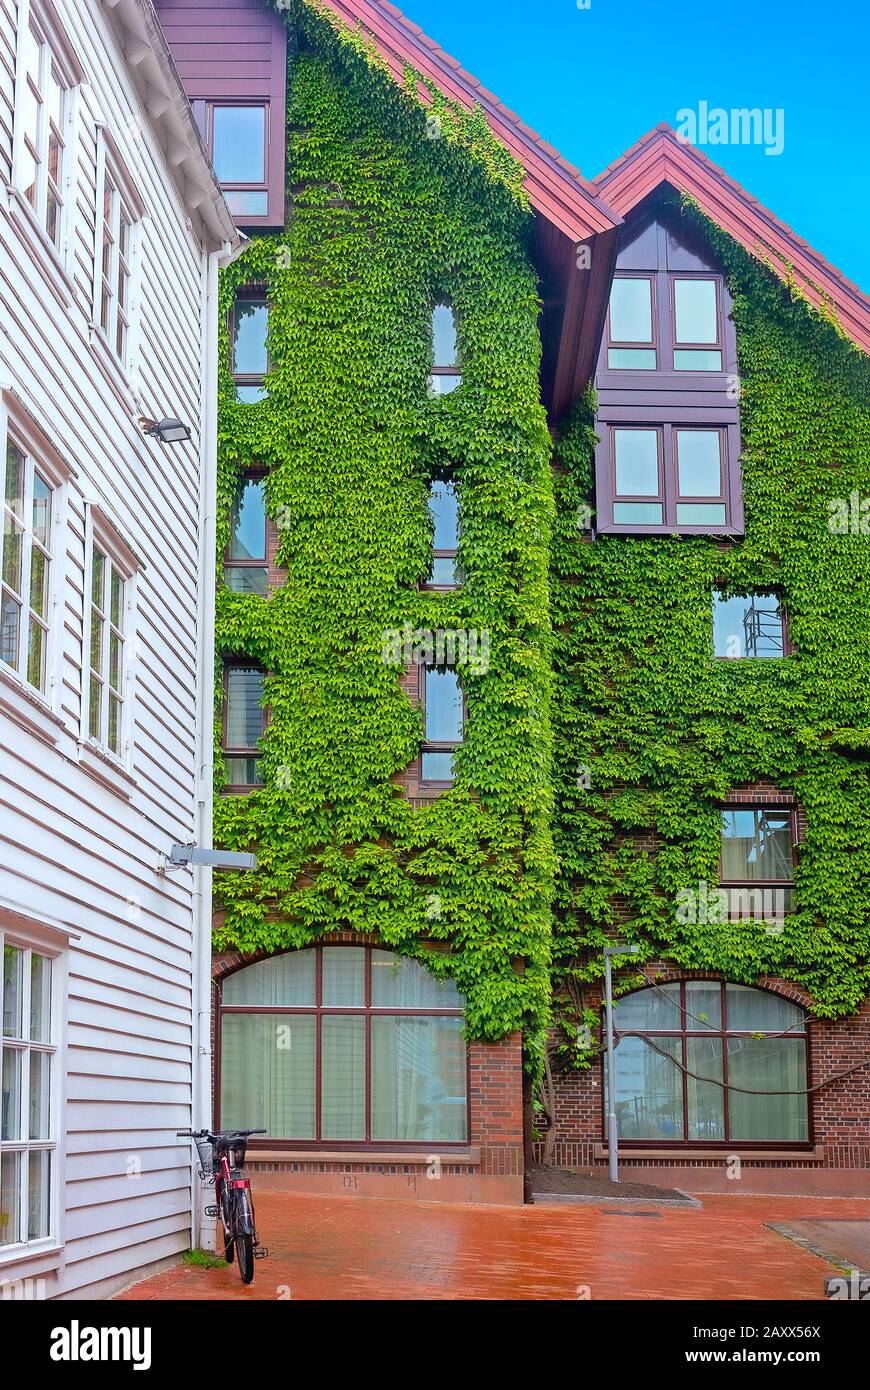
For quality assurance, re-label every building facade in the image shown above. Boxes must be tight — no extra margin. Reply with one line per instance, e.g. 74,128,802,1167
160,0,870,1206
0,0,237,1296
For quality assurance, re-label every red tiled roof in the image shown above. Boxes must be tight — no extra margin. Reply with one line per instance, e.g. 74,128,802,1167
593,124,870,356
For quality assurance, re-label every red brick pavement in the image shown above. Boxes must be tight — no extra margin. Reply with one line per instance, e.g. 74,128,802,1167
116,1191,870,1301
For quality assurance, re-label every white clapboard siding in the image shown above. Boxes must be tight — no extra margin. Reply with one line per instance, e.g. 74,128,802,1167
0,0,229,1297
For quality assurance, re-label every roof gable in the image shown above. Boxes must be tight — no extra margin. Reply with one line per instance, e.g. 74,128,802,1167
594,124,870,356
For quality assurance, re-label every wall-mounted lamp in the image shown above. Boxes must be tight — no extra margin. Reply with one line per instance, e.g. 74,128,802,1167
139,416,192,445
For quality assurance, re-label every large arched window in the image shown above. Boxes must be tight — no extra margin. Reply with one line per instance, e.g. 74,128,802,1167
218,947,468,1146
609,982,809,1146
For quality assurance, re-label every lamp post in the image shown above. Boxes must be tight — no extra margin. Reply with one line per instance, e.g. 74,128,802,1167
604,943,641,1184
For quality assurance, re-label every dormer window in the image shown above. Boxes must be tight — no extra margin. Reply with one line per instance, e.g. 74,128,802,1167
428,305,461,396
595,207,742,536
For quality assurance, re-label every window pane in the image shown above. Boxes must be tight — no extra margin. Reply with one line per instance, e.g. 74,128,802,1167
613,983,681,1031
427,372,461,396
20,141,37,208
30,954,51,1043
110,570,123,628
0,1150,21,1246
727,1037,808,1141
224,190,268,217
431,305,457,367
228,479,266,560
674,349,722,372
0,591,21,667
371,1016,467,1142
322,947,365,1007
428,557,457,588
1,1046,22,1139
422,751,455,782
223,951,317,1006
88,675,101,740
321,1016,366,1140
5,444,24,514
721,810,793,883
91,549,105,609
609,278,653,343
224,566,269,596
372,950,464,1009
109,631,121,690
27,618,45,690
674,278,718,343
2,946,23,1037
610,1035,683,1140
29,547,48,618
713,593,783,659
614,429,659,496
220,1013,315,1139
2,514,22,591
685,981,721,1030
726,984,804,1033
236,384,268,404
29,1050,50,1140
424,668,463,742
108,693,121,753
607,348,657,370
676,431,721,497
27,1150,50,1241
676,504,726,526
612,502,663,526
429,481,458,551
225,756,262,787
226,667,264,747
686,1036,724,1141
233,302,268,377
90,612,103,672
213,106,266,184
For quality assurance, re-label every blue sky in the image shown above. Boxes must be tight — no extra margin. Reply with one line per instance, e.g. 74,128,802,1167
397,0,870,292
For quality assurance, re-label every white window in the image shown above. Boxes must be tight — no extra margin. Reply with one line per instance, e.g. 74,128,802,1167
0,936,58,1256
13,5,77,251
98,173,134,364
0,435,54,693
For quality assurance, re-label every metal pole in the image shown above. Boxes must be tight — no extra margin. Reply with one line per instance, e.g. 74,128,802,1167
605,951,619,1183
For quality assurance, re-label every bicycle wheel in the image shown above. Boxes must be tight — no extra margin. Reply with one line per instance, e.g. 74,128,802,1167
233,1188,255,1285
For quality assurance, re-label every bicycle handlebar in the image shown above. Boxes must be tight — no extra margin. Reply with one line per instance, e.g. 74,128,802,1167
176,1129,267,1139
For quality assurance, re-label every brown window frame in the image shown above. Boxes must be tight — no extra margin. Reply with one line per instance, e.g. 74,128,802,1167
670,273,725,365
602,979,811,1150
221,659,268,793
422,478,461,592
224,469,270,595
601,422,742,534
215,943,470,1151
605,272,658,367
419,662,465,788
428,303,462,395
229,284,269,403
206,100,270,219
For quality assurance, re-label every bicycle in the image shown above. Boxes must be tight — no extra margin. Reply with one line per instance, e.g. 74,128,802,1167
177,1128,268,1285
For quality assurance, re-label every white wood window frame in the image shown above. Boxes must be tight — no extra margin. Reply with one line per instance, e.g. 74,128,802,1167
93,127,145,380
81,502,140,770
9,0,84,278
0,923,67,1266
0,394,69,710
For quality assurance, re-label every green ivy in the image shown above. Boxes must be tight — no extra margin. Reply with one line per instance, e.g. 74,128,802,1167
212,0,556,1061
550,195,870,1021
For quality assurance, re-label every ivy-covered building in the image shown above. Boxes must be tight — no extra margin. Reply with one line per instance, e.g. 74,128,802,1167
157,0,870,1203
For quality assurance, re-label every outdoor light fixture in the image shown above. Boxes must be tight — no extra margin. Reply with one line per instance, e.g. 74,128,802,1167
160,845,258,872
604,942,641,1185
139,416,192,445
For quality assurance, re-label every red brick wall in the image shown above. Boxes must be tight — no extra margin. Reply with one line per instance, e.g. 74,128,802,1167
541,966,870,1169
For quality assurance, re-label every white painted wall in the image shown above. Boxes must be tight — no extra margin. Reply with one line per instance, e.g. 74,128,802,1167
0,0,235,1298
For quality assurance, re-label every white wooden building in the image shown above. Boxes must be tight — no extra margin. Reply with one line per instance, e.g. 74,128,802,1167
0,0,238,1297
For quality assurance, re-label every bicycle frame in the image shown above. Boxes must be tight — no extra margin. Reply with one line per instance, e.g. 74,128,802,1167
214,1147,256,1239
